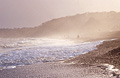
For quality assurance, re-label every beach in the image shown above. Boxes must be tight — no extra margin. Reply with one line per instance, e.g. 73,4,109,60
0,39,120,78
0,62,110,78
1,1,120,77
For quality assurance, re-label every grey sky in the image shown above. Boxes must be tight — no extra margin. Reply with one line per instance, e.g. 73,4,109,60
0,0,120,28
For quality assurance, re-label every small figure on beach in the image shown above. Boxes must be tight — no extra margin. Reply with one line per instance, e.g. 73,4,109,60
77,35,79,39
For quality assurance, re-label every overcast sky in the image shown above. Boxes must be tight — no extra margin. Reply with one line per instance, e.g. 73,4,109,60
0,0,120,28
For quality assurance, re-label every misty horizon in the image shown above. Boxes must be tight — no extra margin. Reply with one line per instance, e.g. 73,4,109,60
0,11,120,29
1,0,120,28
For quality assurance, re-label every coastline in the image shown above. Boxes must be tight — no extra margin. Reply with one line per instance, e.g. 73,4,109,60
0,38,120,78
65,39,120,67
65,38,120,77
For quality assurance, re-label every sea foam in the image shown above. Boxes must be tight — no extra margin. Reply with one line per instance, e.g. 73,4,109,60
0,38,104,68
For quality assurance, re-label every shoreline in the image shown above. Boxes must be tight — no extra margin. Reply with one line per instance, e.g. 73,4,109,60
0,38,106,69
65,38,120,77
65,39,120,67
0,38,120,78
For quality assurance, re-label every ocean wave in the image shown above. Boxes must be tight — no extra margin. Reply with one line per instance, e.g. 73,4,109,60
0,38,105,69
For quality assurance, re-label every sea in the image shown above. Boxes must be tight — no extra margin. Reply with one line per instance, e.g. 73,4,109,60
0,38,104,69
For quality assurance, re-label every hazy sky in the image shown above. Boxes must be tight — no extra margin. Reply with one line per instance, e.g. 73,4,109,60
0,0,120,28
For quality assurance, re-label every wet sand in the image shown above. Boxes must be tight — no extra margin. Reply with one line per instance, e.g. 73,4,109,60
0,62,110,78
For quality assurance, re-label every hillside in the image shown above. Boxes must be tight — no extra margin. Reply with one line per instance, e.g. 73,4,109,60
0,11,120,39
